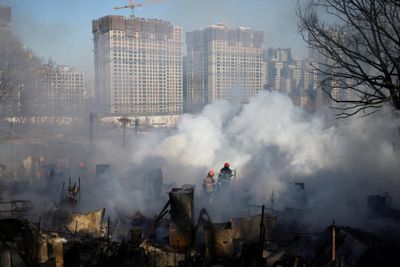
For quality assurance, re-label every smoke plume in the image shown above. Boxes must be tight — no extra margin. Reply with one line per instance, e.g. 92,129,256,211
117,91,400,227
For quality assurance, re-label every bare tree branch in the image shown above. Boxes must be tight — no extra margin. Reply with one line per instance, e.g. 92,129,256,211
298,0,400,117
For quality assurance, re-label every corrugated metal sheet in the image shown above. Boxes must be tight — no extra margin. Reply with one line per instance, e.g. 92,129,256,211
65,208,105,235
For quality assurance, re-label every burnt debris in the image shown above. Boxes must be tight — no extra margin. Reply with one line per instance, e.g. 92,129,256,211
0,172,400,267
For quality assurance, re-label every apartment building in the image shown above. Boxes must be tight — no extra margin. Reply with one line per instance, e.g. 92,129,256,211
92,15,183,124
186,24,264,112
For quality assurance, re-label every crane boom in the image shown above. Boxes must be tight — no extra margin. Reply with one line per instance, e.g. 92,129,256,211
113,1,145,18
113,5,130,10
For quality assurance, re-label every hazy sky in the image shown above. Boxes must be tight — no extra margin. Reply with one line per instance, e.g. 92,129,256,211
1,0,307,79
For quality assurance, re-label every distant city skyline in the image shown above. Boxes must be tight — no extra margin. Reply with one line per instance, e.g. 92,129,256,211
1,0,307,81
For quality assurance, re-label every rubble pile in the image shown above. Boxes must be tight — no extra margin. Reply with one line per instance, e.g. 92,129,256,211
0,163,399,266
264,226,400,267
0,219,39,267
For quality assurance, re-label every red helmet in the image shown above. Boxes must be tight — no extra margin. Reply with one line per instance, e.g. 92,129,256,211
224,162,230,167
208,170,215,177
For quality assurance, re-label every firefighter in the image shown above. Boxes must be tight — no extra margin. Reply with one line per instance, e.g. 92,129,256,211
220,162,233,177
203,169,216,193
203,169,217,204
218,162,233,191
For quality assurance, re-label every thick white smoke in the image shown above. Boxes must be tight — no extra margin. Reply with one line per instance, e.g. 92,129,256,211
116,91,400,227
142,92,337,200
18,90,397,227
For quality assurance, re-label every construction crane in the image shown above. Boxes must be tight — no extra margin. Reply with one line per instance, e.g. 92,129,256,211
114,0,165,18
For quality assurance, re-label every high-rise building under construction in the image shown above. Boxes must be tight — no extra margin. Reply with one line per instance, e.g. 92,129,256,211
186,24,264,113
92,15,182,122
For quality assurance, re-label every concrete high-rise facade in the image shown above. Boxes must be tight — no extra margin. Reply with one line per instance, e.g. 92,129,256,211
41,64,87,116
307,30,354,111
263,48,293,94
186,24,264,113
263,48,318,110
92,16,183,121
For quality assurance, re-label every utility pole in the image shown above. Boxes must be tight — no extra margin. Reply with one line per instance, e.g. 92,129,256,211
332,220,336,267
258,205,266,267
107,216,111,247
10,118,14,171
118,117,132,149
270,190,274,214
134,118,139,135
89,112,96,144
